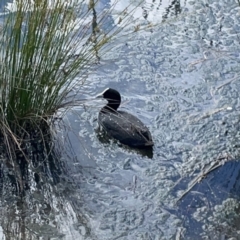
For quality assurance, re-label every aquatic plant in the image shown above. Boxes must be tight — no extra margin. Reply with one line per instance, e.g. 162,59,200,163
0,0,143,161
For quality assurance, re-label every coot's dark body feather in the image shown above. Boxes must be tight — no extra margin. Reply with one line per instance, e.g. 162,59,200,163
99,110,153,147
97,88,154,148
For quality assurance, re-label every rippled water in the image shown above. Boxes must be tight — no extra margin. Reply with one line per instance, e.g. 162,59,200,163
1,0,240,239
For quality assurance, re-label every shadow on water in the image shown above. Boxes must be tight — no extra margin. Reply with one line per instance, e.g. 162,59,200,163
175,160,240,239
0,126,92,239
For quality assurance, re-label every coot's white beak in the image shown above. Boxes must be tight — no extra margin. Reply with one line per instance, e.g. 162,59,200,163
95,93,103,99
95,88,109,99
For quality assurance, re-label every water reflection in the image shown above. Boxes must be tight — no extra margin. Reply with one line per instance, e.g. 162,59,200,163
163,0,182,21
142,0,187,23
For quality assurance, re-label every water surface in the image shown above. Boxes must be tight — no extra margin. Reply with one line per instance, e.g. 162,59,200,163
1,0,240,239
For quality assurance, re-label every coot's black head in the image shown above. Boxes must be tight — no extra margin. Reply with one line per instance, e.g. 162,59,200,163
97,88,121,111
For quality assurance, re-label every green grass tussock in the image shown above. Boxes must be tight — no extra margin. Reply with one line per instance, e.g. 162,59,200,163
0,0,143,160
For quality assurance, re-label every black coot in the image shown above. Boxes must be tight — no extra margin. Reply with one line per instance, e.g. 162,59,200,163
97,88,153,147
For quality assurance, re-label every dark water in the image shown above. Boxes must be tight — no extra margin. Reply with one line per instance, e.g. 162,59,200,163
1,0,240,239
